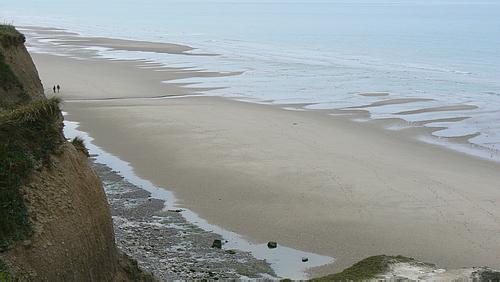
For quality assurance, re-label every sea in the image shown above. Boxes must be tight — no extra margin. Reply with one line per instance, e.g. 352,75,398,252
2,0,500,160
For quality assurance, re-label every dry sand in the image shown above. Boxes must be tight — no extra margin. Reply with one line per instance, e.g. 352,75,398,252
30,35,500,277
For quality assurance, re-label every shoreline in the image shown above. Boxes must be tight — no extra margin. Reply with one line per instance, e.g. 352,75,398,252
93,158,276,280
63,119,332,280
61,94,500,274
28,27,500,276
22,25,500,163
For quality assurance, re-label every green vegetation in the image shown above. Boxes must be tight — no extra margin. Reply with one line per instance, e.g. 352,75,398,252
0,25,25,48
0,97,63,250
0,259,12,280
0,259,7,272
71,136,89,157
311,255,416,282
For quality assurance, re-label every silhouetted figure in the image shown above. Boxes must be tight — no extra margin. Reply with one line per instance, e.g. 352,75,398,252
53,85,56,93
57,85,60,93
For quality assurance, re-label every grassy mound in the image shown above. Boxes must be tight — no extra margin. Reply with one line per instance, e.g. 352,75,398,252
0,97,63,250
0,25,25,48
311,255,415,281
71,136,89,157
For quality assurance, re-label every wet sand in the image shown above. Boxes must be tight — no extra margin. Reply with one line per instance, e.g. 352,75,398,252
395,104,478,115
30,33,500,276
358,92,390,97
20,26,196,54
350,98,434,108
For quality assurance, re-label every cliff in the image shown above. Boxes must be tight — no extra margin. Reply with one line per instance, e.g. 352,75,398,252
0,25,151,281
0,25,43,107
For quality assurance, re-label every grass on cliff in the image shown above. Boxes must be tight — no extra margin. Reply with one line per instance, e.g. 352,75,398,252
311,255,416,282
0,97,63,250
0,259,7,272
0,25,25,48
0,258,11,280
71,136,89,157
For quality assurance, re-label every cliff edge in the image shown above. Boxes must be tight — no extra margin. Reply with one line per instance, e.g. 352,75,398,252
0,25,151,281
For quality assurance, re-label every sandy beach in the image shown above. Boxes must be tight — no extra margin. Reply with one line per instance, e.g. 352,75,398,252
30,31,500,276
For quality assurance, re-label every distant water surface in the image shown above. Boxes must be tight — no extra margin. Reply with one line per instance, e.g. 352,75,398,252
2,0,500,158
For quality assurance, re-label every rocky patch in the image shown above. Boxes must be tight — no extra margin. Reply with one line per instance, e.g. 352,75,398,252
92,160,276,281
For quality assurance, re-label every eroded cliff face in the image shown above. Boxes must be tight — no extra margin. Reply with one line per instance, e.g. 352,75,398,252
5,143,121,280
0,25,147,281
1,42,44,101
0,29,43,107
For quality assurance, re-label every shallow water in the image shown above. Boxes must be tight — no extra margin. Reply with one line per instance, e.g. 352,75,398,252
2,0,500,158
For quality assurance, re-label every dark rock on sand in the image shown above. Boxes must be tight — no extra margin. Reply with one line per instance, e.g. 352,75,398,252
267,241,278,249
212,239,223,249
168,209,183,213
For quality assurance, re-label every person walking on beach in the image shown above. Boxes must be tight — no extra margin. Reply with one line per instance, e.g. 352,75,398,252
57,84,60,93
53,85,56,93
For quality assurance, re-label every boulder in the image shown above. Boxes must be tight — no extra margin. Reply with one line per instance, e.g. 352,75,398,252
267,241,278,249
211,239,222,249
